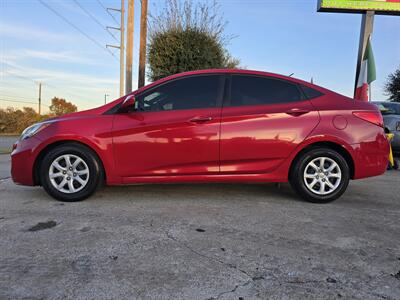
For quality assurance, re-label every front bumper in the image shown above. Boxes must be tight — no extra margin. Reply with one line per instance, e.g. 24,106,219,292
11,137,42,186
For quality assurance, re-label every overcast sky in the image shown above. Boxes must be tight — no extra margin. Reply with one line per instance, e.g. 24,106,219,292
1,0,399,112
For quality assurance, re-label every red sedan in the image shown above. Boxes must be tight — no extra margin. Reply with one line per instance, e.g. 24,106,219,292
11,69,389,203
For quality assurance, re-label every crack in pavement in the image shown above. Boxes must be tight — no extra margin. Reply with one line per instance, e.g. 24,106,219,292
165,230,253,280
164,231,285,300
163,233,376,300
206,280,253,300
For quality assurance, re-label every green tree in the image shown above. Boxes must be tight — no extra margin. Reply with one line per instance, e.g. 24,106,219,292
49,97,77,116
384,67,400,102
148,0,239,82
0,107,44,134
0,97,76,134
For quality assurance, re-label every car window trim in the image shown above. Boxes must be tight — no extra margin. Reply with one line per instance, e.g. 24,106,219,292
222,74,232,108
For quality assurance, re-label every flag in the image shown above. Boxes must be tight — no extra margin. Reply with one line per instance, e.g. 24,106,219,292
355,37,376,101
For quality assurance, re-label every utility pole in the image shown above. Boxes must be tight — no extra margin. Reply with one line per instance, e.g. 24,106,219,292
106,0,125,97
104,94,109,104
119,0,125,96
125,0,134,94
138,0,148,88
38,83,42,115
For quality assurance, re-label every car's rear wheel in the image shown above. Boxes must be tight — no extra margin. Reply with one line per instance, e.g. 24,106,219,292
40,143,103,202
289,147,350,203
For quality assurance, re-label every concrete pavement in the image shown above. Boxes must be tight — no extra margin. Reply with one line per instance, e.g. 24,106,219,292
0,161,399,299
0,154,10,179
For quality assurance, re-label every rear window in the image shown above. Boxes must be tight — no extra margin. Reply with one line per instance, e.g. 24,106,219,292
300,85,324,99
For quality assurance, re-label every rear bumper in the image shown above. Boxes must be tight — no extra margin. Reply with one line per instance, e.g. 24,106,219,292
352,134,390,179
11,137,42,186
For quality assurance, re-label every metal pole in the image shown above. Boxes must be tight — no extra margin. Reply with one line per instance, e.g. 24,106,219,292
369,84,372,102
119,0,125,97
138,0,148,88
104,94,109,104
354,11,374,98
125,0,134,94
38,83,42,115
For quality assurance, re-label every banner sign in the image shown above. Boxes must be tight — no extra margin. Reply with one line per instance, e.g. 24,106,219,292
318,0,400,15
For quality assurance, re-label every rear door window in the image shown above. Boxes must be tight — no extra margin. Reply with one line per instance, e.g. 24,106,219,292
229,75,304,107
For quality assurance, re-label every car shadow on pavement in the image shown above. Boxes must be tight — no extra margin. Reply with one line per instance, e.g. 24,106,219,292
7,174,397,207
19,182,302,204
97,182,308,206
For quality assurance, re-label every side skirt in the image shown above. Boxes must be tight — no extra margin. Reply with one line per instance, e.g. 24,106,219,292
112,173,288,185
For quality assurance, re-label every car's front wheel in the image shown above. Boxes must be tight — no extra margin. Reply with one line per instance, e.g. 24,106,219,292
289,147,350,203
40,143,103,202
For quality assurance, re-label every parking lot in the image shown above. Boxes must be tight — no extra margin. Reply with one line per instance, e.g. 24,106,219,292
0,154,399,299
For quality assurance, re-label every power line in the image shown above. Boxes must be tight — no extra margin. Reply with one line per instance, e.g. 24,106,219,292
0,98,51,107
0,99,36,105
97,0,120,26
42,82,88,103
72,0,119,43
1,70,40,85
2,73,84,104
0,93,39,102
2,64,96,103
37,0,118,61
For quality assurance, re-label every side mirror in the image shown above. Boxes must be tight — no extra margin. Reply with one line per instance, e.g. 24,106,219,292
120,95,136,112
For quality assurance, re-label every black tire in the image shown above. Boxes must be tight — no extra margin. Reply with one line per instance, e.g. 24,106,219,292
40,143,104,202
289,147,350,203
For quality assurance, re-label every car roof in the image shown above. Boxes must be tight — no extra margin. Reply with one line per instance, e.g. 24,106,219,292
134,69,331,95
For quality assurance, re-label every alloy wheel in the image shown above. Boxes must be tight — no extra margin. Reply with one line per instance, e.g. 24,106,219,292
48,154,90,194
303,157,342,195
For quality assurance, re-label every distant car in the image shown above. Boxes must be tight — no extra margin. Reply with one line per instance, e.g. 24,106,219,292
11,69,389,203
373,101,400,153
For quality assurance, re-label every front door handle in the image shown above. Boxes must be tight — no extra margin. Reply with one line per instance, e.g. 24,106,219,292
286,108,310,117
189,116,213,123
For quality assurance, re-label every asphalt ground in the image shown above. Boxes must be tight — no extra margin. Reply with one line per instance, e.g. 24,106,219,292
0,154,399,299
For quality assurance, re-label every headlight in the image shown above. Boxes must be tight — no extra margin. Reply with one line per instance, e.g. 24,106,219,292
20,122,52,140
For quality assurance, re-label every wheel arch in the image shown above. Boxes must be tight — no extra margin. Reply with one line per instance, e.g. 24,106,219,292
33,140,107,185
289,141,355,180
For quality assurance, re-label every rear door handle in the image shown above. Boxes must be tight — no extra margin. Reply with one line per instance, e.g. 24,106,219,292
286,108,310,116
189,116,213,123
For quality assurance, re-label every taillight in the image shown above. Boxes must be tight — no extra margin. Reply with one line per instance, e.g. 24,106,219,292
352,111,384,128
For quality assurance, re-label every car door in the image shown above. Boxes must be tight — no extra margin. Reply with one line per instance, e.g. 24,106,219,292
220,74,320,174
112,74,225,178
